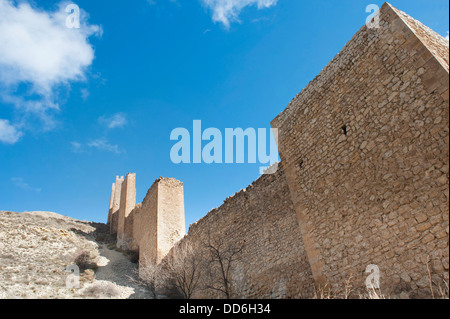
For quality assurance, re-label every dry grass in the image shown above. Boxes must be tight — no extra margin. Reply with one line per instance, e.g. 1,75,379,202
313,271,449,299
359,288,387,299
435,279,449,299
76,281,122,299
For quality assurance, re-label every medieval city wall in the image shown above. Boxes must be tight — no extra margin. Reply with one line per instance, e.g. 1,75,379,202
117,173,136,248
155,179,185,263
122,178,186,267
171,164,315,299
107,3,449,299
134,181,158,265
107,183,115,225
271,3,449,298
109,176,123,235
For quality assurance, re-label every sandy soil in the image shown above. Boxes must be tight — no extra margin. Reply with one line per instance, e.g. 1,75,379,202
0,211,153,299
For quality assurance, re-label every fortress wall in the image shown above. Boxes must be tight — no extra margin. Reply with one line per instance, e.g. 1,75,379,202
106,3,448,299
156,179,185,263
117,173,136,248
136,182,158,267
129,204,144,250
110,176,123,235
271,3,449,298
107,183,115,225
171,164,315,299
124,203,142,251
136,178,185,268
392,5,449,71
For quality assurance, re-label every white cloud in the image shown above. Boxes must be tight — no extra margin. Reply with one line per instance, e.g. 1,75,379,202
80,88,90,101
146,0,179,6
70,141,83,153
445,31,449,41
0,0,101,142
11,177,41,192
88,139,121,154
99,113,128,129
0,119,22,144
201,0,277,28
71,139,123,154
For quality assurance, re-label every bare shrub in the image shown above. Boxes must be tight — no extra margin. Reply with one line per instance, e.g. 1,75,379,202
137,242,205,299
127,250,139,264
77,282,121,299
138,257,167,299
162,242,205,299
74,250,98,272
204,235,245,299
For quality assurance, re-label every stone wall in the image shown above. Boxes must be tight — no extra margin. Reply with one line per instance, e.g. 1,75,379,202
106,2,448,299
135,182,158,264
127,178,186,268
124,204,141,251
170,164,315,299
271,3,449,298
393,5,449,71
109,176,185,266
107,182,115,225
117,173,136,248
109,176,123,235
155,178,185,263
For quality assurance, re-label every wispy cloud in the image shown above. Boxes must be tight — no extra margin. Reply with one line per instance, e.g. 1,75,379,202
87,139,122,154
201,0,278,29
71,139,122,154
70,141,84,153
99,113,128,129
0,0,101,143
11,177,41,192
146,0,179,6
251,16,270,23
445,31,449,41
80,88,90,101
0,119,22,144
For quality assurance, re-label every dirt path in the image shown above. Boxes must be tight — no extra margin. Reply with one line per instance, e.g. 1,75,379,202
94,244,153,299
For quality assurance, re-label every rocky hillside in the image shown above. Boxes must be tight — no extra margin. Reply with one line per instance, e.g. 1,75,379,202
0,211,153,299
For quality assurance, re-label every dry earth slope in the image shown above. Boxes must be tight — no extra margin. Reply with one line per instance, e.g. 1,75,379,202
0,211,153,299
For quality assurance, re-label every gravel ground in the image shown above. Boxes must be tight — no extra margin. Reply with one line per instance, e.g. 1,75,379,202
94,244,153,299
0,211,153,299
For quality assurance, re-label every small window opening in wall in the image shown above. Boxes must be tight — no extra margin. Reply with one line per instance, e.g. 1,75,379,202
298,160,304,168
342,125,348,136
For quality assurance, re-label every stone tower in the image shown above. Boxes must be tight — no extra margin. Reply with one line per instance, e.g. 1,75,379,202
137,178,186,267
117,173,137,248
107,182,115,225
110,175,124,235
107,174,186,268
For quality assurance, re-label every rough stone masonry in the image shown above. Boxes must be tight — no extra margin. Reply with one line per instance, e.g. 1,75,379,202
272,3,449,298
107,3,449,298
109,175,186,267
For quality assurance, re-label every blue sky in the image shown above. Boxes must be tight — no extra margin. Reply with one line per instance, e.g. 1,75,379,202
0,0,448,229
